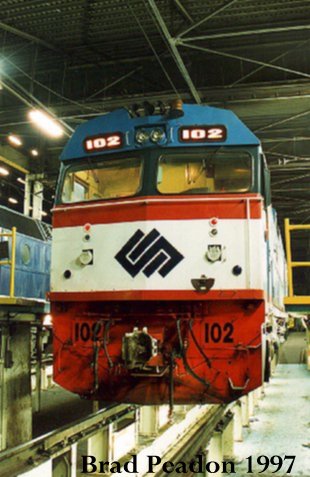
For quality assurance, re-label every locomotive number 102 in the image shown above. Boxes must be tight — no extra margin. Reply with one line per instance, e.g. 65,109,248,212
179,125,227,142
84,133,123,152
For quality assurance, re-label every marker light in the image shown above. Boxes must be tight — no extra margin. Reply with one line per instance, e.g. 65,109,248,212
8,135,22,146
8,197,18,204
0,167,9,176
30,149,39,156
28,110,64,138
150,128,165,143
135,129,149,144
209,217,218,226
83,223,91,232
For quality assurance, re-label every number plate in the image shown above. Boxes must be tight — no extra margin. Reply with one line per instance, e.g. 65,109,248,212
179,125,227,142
73,321,105,344
84,132,123,152
205,322,234,344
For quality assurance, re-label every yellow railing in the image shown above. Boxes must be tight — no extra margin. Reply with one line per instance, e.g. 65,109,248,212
0,227,17,297
284,218,310,306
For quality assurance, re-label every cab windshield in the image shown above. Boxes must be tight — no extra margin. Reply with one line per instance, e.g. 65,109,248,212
61,156,142,203
157,150,252,194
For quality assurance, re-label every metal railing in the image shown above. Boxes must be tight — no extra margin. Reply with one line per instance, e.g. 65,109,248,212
0,227,17,298
284,218,310,306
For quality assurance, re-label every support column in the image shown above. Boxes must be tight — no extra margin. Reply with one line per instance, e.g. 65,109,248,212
33,327,43,413
233,402,243,442
1,322,32,449
32,181,43,220
24,174,31,216
139,405,170,437
139,406,160,436
241,395,250,427
222,415,234,461
87,424,113,462
253,386,263,406
248,392,254,418
206,431,223,477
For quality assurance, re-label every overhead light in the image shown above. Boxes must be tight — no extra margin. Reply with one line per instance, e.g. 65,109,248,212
8,197,18,204
30,149,39,156
41,211,48,216
8,134,22,146
28,109,64,138
17,177,25,184
0,167,9,176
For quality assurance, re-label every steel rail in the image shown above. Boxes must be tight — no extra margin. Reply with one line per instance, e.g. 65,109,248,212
154,404,232,477
0,401,234,477
0,404,136,477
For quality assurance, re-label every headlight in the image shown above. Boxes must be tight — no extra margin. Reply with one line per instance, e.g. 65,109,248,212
150,128,165,143
79,250,93,266
206,245,222,262
135,129,149,144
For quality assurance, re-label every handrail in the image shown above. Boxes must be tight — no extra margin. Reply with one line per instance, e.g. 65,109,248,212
0,226,17,297
284,218,310,298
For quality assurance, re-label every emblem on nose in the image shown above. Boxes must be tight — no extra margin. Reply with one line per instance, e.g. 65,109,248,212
115,228,184,278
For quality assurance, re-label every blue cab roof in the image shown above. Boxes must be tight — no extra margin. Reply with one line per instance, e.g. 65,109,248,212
60,103,260,161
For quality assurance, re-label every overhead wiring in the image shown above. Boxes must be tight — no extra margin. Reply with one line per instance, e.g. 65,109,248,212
128,2,181,98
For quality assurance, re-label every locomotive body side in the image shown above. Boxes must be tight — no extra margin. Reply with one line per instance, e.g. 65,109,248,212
50,104,285,404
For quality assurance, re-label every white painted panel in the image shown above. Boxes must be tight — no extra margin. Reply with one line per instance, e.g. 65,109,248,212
19,460,52,477
51,219,265,292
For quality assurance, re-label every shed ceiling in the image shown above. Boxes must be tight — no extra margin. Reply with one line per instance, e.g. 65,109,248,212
0,0,309,273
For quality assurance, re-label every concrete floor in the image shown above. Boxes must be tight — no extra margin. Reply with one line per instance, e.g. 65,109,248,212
279,332,307,364
235,363,310,476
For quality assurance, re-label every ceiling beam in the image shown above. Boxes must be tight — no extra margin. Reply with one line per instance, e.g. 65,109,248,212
0,76,74,135
147,0,201,103
255,109,310,132
178,23,310,42
228,38,310,87
0,20,59,52
178,41,310,80
177,0,239,38
173,0,194,24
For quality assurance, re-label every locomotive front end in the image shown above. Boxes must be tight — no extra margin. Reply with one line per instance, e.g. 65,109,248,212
50,103,274,405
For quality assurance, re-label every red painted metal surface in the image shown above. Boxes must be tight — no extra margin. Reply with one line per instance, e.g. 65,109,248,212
50,289,265,302
52,299,264,404
52,194,262,228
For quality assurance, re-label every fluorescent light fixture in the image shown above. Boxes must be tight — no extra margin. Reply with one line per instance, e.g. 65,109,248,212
28,109,64,138
8,197,18,204
41,211,48,216
0,166,9,176
30,149,39,156
17,177,25,184
8,134,22,146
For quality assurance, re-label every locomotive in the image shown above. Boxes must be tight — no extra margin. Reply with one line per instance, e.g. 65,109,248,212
50,101,287,405
0,206,51,299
